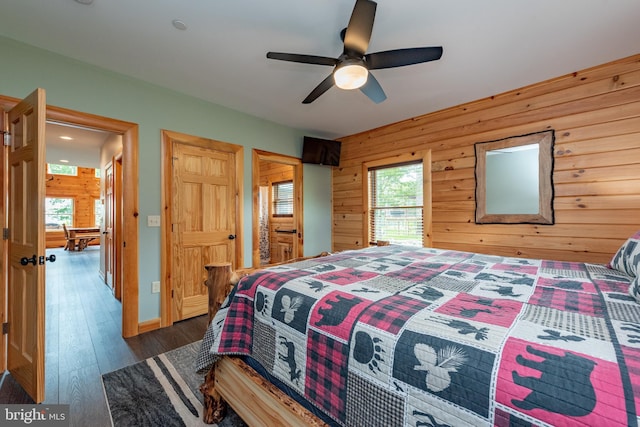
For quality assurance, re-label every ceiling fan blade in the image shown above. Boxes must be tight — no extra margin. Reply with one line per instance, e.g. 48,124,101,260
267,52,338,66
302,74,335,104
366,46,443,70
360,72,386,103
343,0,377,56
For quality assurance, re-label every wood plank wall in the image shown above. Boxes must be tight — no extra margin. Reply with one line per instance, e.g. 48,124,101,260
46,167,101,248
333,54,640,264
259,160,294,263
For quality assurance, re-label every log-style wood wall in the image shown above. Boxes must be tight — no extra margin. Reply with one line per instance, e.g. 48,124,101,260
333,54,640,263
259,160,295,263
46,167,100,248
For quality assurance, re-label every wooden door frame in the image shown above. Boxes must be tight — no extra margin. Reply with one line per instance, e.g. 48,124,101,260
1,107,6,371
160,129,244,327
0,94,139,339
252,149,303,267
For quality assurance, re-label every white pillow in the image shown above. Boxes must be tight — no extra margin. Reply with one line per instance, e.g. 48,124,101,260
609,230,640,277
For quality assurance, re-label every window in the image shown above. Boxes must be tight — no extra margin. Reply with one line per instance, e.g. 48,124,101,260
45,198,74,230
47,163,77,176
94,199,103,227
368,161,423,246
272,181,293,216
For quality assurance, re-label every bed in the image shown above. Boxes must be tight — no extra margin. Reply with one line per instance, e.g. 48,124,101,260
196,234,640,426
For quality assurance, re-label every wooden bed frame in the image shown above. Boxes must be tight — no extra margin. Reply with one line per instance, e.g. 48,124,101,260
199,255,332,426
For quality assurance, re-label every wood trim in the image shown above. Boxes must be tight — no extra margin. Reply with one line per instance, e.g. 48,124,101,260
1,110,7,372
160,129,244,328
0,93,139,338
137,317,161,334
251,149,303,267
423,150,433,247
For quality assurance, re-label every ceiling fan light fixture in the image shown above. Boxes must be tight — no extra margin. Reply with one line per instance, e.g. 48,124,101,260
334,61,368,90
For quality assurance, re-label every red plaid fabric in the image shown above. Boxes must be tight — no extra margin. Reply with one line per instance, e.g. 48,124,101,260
358,294,427,334
306,329,349,421
529,286,605,316
217,296,254,353
542,260,585,272
238,269,314,297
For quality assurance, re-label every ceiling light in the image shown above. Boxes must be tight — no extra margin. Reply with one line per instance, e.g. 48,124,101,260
74,0,94,5
60,135,73,140
59,159,70,163
334,60,368,90
172,20,187,30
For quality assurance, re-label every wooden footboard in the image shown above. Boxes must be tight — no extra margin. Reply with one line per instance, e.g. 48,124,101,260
200,255,330,426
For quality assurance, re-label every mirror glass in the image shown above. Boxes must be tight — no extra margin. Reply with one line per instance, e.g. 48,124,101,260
475,130,554,224
486,143,539,214
252,149,303,267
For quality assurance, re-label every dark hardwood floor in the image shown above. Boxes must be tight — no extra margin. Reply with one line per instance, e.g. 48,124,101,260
0,246,209,427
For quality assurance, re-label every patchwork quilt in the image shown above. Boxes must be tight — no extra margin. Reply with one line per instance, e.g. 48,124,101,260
197,246,640,426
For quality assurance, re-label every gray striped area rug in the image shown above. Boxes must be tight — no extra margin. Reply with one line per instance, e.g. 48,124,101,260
102,341,246,427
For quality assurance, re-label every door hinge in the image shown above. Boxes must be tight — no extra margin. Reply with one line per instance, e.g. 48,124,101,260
2,322,8,335
1,130,10,146
2,228,8,240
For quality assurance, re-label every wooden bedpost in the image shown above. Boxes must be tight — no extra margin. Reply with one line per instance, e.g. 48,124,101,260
200,262,232,424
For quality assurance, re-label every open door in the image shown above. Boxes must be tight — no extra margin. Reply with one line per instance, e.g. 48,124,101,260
104,160,114,292
5,88,48,403
252,150,303,267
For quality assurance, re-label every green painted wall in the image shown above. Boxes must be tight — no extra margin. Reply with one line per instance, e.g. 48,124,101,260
0,36,332,322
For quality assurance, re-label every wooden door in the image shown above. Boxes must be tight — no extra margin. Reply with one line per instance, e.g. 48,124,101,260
104,161,114,291
252,151,303,267
6,88,47,403
113,155,123,301
172,141,237,321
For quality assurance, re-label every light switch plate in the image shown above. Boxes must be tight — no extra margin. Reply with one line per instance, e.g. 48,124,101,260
152,281,160,293
147,215,161,227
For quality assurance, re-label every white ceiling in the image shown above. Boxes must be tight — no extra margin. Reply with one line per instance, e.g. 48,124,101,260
46,122,112,169
1,0,640,139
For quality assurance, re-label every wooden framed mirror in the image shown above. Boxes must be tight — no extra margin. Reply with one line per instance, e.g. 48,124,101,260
475,130,554,224
252,149,303,267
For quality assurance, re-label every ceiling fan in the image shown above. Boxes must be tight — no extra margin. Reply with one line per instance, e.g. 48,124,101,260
266,0,443,104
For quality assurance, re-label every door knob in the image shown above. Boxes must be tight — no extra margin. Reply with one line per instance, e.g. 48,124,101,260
20,255,37,266
38,254,57,265
228,234,236,240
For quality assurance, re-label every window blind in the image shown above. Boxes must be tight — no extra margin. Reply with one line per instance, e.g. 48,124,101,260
369,161,423,246
273,181,293,216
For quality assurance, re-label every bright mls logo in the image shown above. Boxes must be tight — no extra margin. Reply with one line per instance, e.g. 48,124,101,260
1,405,69,426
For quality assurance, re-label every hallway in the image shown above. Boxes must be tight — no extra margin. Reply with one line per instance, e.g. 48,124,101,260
0,247,208,426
